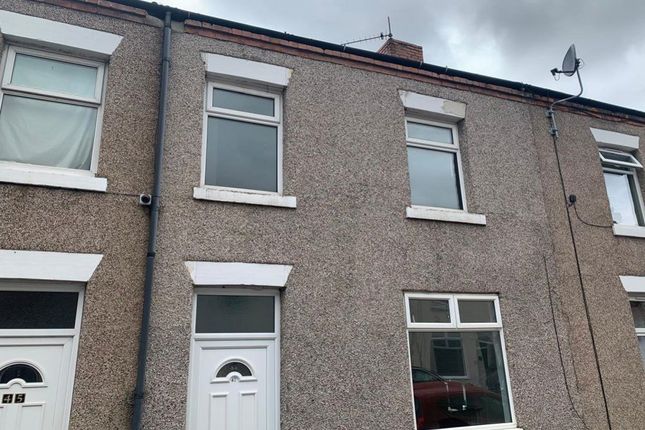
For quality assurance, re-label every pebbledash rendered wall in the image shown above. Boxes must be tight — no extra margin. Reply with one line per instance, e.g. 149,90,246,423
0,1,643,430
0,0,162,428
144,18,645,430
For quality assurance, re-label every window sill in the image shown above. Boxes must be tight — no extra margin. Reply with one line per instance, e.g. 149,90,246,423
612,224,645,238
406,206,486,225
0,164,107,192
193,187,297,208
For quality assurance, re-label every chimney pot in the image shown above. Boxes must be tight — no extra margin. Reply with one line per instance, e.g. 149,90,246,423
377,38,424,63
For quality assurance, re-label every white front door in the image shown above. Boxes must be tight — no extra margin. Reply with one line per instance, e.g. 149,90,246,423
0,284,84,430
193,340,275,430
187,290,280,430
0,337,74,430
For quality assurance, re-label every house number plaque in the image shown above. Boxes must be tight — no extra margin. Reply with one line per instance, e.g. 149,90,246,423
1,393,25,403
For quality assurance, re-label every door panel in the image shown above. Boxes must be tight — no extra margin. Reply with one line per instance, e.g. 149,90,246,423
0,337,73,430
190,340,276,430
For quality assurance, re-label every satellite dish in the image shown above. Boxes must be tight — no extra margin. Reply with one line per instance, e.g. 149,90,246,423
561,44,578,76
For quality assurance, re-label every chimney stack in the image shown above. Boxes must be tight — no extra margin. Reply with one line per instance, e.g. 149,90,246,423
377,38,424,63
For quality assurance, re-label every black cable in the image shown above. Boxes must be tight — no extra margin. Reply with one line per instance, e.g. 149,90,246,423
550,133,613,429
543,256,590,430
571,204,613,229
104,191,144,198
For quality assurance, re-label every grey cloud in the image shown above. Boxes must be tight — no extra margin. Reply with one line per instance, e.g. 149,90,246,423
156,0,645,110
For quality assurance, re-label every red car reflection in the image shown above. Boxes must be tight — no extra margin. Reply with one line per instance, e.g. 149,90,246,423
412,367,504,429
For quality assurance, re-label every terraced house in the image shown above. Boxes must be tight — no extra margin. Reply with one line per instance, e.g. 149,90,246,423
0,0,643,429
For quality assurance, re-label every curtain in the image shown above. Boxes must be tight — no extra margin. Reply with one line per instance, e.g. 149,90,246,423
0,95,97,170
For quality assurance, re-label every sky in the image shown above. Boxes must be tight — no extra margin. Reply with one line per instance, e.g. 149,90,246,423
151,0,645,111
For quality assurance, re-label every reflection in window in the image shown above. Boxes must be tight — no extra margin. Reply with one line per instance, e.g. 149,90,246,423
430,333,466,377
410,332,511,428
216,361,253,378
406,294,512,430
0,364,43,384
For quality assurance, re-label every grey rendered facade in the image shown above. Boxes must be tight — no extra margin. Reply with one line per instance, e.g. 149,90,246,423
0,0,643,429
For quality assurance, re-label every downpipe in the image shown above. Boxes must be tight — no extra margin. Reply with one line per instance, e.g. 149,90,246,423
131,10,172,430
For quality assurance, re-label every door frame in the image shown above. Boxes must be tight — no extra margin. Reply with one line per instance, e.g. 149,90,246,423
186,287,281,430
0,280,85,429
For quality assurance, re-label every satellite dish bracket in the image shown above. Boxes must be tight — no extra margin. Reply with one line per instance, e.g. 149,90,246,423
546,44,584,138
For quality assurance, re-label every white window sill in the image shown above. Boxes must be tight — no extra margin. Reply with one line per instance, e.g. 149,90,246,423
613,224,645,238
193,187,296,208
406,206,486,225
0,165,107,192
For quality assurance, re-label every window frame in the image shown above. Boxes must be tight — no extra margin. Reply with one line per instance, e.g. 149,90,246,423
405,293,502,330
602,163,645,226
630,297,645,346
599,148,643,169
404,292,517,430
0,45,107,177
201,81,284,195
192,287,280,341
405,117,468,212
0,280,84,338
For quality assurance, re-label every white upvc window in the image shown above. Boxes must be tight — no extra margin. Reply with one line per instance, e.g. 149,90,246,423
600,148,645,227
0,45,107,191
195,81,295,208
201,82,283,191
405,293,517,430
629,298,645,368
406,118,466,211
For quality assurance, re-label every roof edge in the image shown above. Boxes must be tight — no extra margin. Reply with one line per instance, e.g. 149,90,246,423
51,0,645,119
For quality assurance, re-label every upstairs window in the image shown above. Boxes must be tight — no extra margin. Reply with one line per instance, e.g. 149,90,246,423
0,46,105,173
600,148,645,226
203,83,282,194
406,119,465,210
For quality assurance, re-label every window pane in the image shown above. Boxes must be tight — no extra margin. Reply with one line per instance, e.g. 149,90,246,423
458,300,497,323
205,117,278,192
604,171,639,225
213,88,275,117
631,301,645,328
0,291,78,329
409,331,512,429
409,299,450,323
599,150,642,168
408,147,462,209
11,53,98,99
407,122,453,144
217,362,253,378
0,364,43,383
195,295,275,333
638,336,645,368
0,95,97,170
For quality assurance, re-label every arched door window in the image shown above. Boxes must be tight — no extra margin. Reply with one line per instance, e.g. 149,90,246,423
216,361,253,378
0,363,43,384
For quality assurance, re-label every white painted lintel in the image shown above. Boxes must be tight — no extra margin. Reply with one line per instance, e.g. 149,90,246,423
0,249,103,282
185,262,293,288
620,276,645,294
202,53,292,88
0,10,122,57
